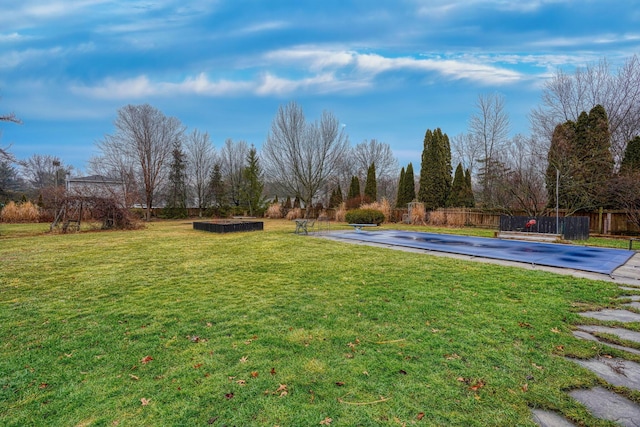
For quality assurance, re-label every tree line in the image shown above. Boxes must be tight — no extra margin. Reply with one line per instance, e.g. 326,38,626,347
2,54,640,227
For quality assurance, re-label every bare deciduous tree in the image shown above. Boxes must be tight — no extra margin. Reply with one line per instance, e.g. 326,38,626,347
21,154,68,190
262,101,349,215
1,108,21,161
95,104,185,221
469,93,510,208
219,138,248,207
530,55,640,167
185,129,216,214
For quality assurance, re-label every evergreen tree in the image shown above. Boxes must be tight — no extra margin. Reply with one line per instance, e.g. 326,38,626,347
448,163,465,207
240,145,265,216
165,141,188,217
396,167,406,208
546,104,614,213
347,176,361,200
364,162,377,202
403,163,416,204
209,162,226,210
329,184,343,208
621,135,640,173
463,168,475,208
418,128,452,210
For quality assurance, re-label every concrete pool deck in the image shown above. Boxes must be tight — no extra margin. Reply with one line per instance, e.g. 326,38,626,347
321,230,640,286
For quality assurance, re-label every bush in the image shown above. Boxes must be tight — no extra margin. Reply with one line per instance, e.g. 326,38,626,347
286,207,303,220
265,203,283,219
334,202,347,222
0,201,40,223
360,198,392,223
345,208,385,225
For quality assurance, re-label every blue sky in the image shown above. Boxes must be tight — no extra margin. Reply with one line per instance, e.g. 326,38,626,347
1,0,639,171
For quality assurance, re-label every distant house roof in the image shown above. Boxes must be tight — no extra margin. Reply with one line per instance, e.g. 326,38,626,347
67,175,122,184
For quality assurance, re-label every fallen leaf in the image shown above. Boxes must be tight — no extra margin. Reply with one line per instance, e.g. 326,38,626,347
556,345,565,351
276,384,288,393
362,371,369,376
551,327,560,333
319,417,333,425
518,322,532,328
417,412,425,420
445,353,460,360
190,336,200,343
532,363,544,370
457,377,466,382
239,356,248,363
335,381,345,386
207,416,218,424
141,355,153,364
129,374,139,381
206,322,213,328
521,383,529,392
140,398,150,406
270,367,277,376
193,363,203,369
399,369,407,375
39,383,48,389
224,393,234,399
469,380,485,391
251,371,259,378
236,380,246,386
279,391,288,397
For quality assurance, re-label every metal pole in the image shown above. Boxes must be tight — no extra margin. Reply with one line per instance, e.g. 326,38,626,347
556,168,560,234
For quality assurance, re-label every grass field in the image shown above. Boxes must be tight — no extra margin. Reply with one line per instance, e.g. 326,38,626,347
1,219,639,426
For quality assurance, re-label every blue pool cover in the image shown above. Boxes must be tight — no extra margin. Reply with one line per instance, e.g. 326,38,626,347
331,230,635,275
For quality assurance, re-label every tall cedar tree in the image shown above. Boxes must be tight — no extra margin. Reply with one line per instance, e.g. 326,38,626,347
464,168,475,207
241,145,264,216
348,176,361,200
546,104,613,212
448,163,466,207
396,166,406,207
403,163,416,204
418,128,452,210
364,162,377,202
621,135,640,173
165,141,188,217
329,184,343,208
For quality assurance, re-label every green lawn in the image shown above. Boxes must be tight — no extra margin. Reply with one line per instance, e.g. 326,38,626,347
1,220,638,426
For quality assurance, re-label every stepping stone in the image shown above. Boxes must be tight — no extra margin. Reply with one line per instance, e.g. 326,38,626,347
625,301,640,310
531,409,575,426
579,309,640,322
619,295,640,301
620,286,640,291
573,330,640,355
569,387,640,427
577,325,640,344
570,357,640,390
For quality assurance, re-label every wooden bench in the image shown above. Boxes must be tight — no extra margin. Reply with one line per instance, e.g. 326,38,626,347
348,223,378,232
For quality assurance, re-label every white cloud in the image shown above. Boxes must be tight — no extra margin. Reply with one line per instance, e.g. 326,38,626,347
265,48,523,85
0,43,95,69
70,73,255,99
0,33,26,43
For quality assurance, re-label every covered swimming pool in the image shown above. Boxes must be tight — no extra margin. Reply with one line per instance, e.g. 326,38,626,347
330,230,635,275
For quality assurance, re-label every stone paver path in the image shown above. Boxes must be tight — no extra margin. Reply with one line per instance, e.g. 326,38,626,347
532,258,640,426
569,387,640,427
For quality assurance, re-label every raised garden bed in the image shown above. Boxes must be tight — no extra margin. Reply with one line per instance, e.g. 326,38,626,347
193,220,263,234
